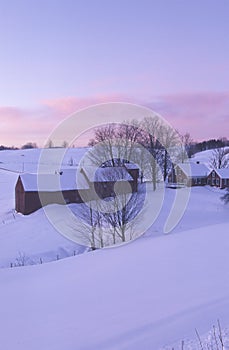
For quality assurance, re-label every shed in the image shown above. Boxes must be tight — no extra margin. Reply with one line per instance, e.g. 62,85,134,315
124,163,139,190
168,162,210,187
15,165,139,215
15,170,89,215
207,168,229,188
81,166,136,199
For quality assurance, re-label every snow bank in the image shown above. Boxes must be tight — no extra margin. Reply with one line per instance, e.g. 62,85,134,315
1,222,229,349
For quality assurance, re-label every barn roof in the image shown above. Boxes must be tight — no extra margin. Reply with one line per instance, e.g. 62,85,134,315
19,169,89,192
214,168,229,179
124,163,139,170
82,166,133,183
176,162,210,178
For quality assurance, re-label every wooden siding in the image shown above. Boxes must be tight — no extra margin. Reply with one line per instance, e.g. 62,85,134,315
125,168,139,192
207,170,229,189
15,167,139,215
15,177,89,215
168,166,207,187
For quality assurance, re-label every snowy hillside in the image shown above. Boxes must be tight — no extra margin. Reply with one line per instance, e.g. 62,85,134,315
192,147,229,167
1,222,229,350
0,147,89,173
0,147,229,349
0,148,90,267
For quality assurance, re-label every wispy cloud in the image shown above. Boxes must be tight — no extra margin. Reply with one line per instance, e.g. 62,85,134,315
42,94,133,116
0,92,228,147
146,92,229,140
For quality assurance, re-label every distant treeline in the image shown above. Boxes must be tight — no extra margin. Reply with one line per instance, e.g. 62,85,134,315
0,145,19,151
0,142,37,151
189,137,229,156
0,138,228,155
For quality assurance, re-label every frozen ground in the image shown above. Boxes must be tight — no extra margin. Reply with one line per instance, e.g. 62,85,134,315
1,222,229,350
0,147,229,349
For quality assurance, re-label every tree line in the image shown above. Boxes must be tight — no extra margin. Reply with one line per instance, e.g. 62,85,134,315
87,116,193,190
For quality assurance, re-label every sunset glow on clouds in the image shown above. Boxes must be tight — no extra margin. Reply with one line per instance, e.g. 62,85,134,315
0,0,229,147
1,92,228,147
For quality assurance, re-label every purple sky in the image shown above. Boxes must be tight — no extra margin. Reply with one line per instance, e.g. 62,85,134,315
0,0,229,147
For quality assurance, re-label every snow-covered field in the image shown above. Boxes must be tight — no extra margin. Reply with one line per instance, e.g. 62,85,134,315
0,147,229,349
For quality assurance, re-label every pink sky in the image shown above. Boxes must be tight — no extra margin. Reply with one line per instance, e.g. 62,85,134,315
0,92,228,148
0,1,228,147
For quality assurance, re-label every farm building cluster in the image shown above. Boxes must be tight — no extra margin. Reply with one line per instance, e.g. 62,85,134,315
15,160,229,215
168,161,229,189
15,164,139,215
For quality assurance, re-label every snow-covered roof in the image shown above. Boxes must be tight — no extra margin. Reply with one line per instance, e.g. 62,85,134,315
176,162,210,178
214,168,229,179
82,166,133,183
19,169,89,192
124,163,139,170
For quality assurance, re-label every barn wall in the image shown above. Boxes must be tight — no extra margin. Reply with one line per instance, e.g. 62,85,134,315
15,178,25,214
92,180,135,199
15,166,140,215
207,171,221,187
168,168,176,183
24,192,42,215
207,171,229,189
222,179,229,188
175,167,188,185
190,177,207,186
17,189,90,215
125,168,139,191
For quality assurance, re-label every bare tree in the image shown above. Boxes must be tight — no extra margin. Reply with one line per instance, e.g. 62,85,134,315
87,121,142,168
72,200,105,250
72,183,145,248
177,132,193,163
87,117,180,189
45,139,54,148
102,189,145,244
62,140,68,148
158,123,180,181
88,124,117,166
140,116,162,190
140,116,179,185
210,147,229,169
115,120,142,164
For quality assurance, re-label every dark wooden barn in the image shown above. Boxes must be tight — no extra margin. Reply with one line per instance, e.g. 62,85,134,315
15,164,139,215
168,162,210,187
123,163,139,192
80,165,138,199
207,168,229,189
15,170,89,215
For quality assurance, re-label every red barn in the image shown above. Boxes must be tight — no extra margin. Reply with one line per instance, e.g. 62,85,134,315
15,164,139,215
80,165,138,199
15,170,89,215
207,168,229,189
168,162,210,187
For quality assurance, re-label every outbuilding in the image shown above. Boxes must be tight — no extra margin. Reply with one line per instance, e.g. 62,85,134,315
207,168,229,189
15,170,89,215
80,165,137,199
15,164,139,215
168,162,210,187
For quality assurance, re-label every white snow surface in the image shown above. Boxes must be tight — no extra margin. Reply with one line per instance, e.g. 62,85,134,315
82,165,133,182
19,169,89,191
192,147,229,168
0,147,229,349
215,168,229,179
1,223,229,350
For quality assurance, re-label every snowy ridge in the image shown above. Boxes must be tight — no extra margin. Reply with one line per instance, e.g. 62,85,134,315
1,222,229,349
0,147,229,349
